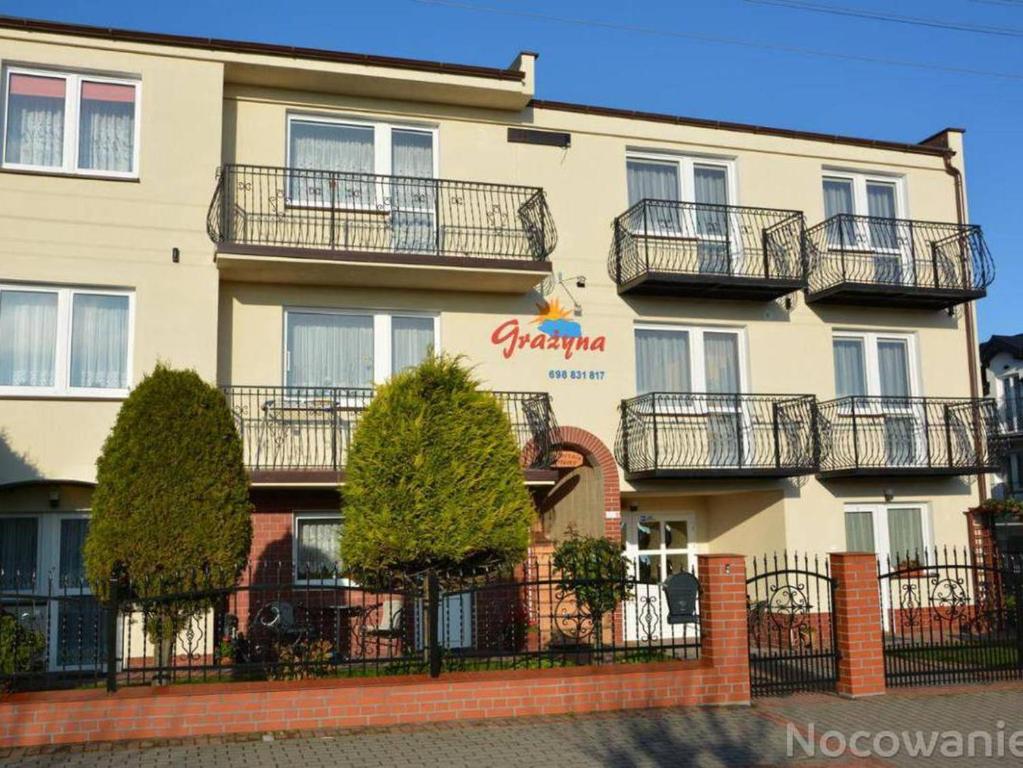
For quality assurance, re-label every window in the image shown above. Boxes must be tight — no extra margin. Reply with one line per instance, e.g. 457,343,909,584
844,504,929,567
626,154,735,273
635,325,743,394
822,172,906,281
0,517,38,589
832,332,915,399
3,67,140,177
1000,373,1023,433
284,308,437,388
286,114,436,205
0,284,132,396
293,512,343,583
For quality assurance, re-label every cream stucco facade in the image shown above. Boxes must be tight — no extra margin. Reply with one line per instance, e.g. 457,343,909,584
0,17,991,575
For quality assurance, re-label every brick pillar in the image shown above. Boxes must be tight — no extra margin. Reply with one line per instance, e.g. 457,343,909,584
697,554,750,703
829,552,885,698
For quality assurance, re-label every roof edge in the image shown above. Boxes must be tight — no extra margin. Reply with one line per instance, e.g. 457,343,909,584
529,99,954,158
0,14,525,82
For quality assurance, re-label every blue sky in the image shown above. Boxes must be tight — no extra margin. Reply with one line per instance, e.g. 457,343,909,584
2,0,1020,339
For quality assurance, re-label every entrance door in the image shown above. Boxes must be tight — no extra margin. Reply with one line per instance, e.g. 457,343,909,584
622,512,697,643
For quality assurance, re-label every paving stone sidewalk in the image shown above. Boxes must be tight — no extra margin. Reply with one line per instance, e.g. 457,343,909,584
2,685,1022,767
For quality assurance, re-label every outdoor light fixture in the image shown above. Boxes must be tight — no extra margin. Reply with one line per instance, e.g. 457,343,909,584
884,488,895,502
548,272,587,315
48,489,60,508
172,247,180,263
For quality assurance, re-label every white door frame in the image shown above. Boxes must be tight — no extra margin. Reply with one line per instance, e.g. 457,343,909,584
622,510,699,643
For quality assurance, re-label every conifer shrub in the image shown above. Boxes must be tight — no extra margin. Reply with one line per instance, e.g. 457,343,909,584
84,365,252,641
341,355,534,584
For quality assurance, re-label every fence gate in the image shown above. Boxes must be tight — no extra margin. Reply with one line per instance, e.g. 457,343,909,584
746,553,838,697
879,548,1023,688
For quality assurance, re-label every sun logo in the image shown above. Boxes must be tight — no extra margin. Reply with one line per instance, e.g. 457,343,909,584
531,298,573,325
530,298,582,339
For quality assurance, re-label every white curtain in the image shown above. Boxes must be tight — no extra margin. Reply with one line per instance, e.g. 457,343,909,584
844,510,875,552
877,340,909,398
3,81,65,167
78,84,135,172
694,165,728,234
392,129,433,178
70,294,129,389
704,332,739,393
0,290,58,387
286,312,374,388
888,507,924,561
288,121,374,205
392,316,434,374
627,160,680,233
296,518,341,578
867,182,901,281
823,178,855,246
635,329,690,393
833,338,866,398
390,129,436,249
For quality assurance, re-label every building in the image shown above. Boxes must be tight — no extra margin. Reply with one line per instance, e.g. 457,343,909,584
0,16,1000,659
980,334,1023,554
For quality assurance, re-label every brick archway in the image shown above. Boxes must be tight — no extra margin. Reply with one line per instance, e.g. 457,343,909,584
551,426,621,541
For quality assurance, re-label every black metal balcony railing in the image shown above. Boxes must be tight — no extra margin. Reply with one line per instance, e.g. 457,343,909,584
609,200,806,297
614,393,818,478
804,215,994,306
816,396,1001,477
206,164,558,263
221,386,558,473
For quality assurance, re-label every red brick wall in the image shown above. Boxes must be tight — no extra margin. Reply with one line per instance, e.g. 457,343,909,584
0,547,752,747
830,552,885,698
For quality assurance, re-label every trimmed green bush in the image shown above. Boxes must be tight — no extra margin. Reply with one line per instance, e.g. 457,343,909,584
84,365,252,637
341,355,534,583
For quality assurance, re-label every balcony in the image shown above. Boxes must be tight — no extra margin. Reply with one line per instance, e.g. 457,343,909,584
614,393,818,480
221,386,558,485
609,200,806,300
816,396,1001,478
804,215,994,310
206,164,557,293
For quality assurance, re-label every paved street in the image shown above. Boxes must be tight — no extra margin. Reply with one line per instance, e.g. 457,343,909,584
3,685,1023,767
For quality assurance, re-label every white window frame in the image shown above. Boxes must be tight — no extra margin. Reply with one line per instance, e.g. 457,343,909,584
844,502,932,567
831,330,920,400
626,151,738,208
282,306,440,387
633,323,748,395
821,170,907,221
292,510,347,586
285,112,439,206
0,283,135,399
1,65,141,179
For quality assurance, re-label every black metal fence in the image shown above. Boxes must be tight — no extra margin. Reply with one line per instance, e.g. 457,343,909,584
609,200,805,286
817,396,1002,476
746,552,838,697
207,164,558,262
805,215,994,296
878,547,1023,687
0,559,700,693
220,387,559,472
614,393,818,478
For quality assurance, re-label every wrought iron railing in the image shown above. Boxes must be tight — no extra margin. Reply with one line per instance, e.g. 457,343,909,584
220,386,558,471
614,393,818,476
609,199,805,287
816,396,1001,475
804,214,994,296
0,558,700,692
206,164,557,262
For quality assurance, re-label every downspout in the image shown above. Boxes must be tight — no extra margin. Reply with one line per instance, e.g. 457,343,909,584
941,150,987,501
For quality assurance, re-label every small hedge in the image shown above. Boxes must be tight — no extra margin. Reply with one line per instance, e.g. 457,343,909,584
84,365,252,634
341,355,534,583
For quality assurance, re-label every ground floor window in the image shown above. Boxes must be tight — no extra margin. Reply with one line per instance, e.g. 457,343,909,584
844,503,930,567
293,511,343,583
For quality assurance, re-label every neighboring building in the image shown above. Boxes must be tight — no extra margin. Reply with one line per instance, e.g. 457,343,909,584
981,334,1023,554
0,17,1000,658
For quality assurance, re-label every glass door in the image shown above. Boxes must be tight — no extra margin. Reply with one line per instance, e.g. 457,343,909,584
46,514,107,672
623,512,697,643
